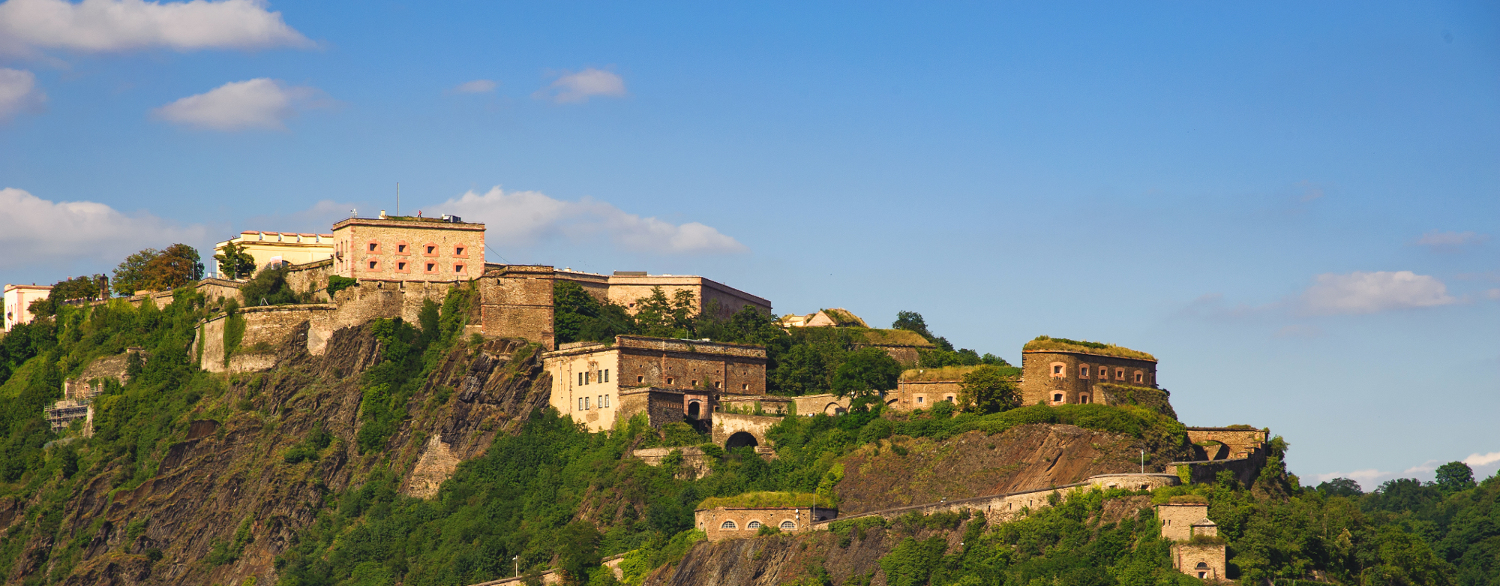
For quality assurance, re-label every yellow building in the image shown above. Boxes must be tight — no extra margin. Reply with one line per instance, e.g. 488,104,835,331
214,231,335,278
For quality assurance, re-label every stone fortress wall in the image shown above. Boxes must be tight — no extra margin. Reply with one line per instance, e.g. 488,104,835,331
554,270,772,318
697,506,837,542
1019,350,1158,407
332,215,486,284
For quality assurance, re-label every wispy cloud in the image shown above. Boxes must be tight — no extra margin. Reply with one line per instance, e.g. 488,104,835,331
1413,230,1489,251
433,186,746,254
0,0,311,56
449,79,496,94
533,68,626,104
1299,271,1457,315
153,78,328,131
0,187,209,268
0,68,46,121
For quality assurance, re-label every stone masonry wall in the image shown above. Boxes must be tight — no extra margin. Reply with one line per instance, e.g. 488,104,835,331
888,380,961,412
332,217,485,283
814,474,1180,530
284,259,335,302
616,336,767,395
1019,351,1158,407
1156,503,1209,541
1172,543,1227,581
697,507,836,541
1186,428,1268,460
792,394,851,417
711,413,781,447
480,265,555,349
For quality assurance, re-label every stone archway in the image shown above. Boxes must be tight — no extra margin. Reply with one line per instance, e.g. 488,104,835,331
725,431,759,449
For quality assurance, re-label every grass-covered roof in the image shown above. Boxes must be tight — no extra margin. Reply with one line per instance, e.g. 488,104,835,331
1023,336,1155,361
697,491,835,510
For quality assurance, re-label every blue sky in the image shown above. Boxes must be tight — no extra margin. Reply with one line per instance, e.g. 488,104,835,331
1,0,1497,488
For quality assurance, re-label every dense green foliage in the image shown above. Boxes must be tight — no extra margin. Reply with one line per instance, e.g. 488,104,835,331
0,290,225,581
326,275,358,298
956,364,1019,414
356,287,475,453
860,491,1201,586
111,244,205,295
831,348,902,398
214,241,258,280
239,263,304,306
553,281,635,345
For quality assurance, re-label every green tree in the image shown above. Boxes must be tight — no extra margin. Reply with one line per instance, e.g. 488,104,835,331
213,241,258,280
553,281,635,344
891,310,953,351
1316,477,1364,497
239,263,300,306
1433,461,1475,494
112,248,160,295
832,347,900,398
112,244,204,294
633,287,696,338
145,243,204,289
957,364,1019,414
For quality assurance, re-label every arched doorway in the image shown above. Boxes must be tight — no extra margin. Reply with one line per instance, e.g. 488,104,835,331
725,431,759,449
687,401,701,419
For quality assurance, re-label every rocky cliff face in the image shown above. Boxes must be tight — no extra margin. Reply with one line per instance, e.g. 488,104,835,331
8,324,551,586
835,424,1185,515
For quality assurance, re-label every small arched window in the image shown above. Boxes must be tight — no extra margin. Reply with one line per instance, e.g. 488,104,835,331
746,521,762,529
781,520,796,530
1050,362,1067,378
720,520,737,530
1052,393,1064,403
1195,562,1209,570
1080,394,1090,404
1116,368,1125,379
424,243,439,256
1080,365,1089,378
1135,371,1144,383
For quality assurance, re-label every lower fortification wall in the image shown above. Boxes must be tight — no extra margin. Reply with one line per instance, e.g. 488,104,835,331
814,473,1180,529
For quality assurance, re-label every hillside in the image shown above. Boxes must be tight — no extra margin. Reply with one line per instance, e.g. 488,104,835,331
0,289,1494,586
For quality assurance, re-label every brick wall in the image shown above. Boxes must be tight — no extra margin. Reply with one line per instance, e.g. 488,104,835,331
1019,351,1158,407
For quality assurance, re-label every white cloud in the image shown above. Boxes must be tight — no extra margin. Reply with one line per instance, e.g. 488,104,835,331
153,78,325,131
0,0,310,55
533,68,626,104
0,68,46,120
1464,451,1500,467
1414,230,1489,250
0,187,208,268
434,186,746,254
1300,271,1457,315
450,79,496,94
1487,289,1500,300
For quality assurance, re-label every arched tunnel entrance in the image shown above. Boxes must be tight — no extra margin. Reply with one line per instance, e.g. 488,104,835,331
725,431,759,449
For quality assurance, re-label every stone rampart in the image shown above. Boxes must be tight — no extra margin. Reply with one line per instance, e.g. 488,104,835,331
284,259,335,302
196,279,243,304
479,265,555,349
198,304,335,374
697,506,837,541
1020,350,1158,407
1186,427,1267,460
888,380,960,412
1172,543,1227,581
632,446,713,479
718,394,790,416
792,394,850,417
813,473,1180,529
712,413,781,448
1170,452,1266,487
